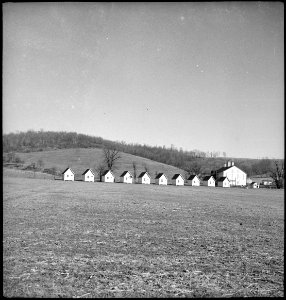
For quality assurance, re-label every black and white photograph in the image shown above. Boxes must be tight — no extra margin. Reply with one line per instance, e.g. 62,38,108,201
3,2,284,297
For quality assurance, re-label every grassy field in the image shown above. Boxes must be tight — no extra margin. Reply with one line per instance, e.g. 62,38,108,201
15,148,185,181
3,175,284,297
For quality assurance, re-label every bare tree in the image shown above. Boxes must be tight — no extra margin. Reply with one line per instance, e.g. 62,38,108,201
143,164,149,173
132,161,137,181
95,163,106,182
37,158,44,170
269,161,284,189
184,161,202,176
102,148,121,171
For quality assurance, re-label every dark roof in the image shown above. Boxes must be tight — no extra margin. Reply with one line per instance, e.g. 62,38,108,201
155,173,166,179
215,166,231,173
102,170,113,176
138,171,150,178
172,174,183,180
62,167,74,175
120,171,132,177
202,175,214,181
188,175,199,180
82,169,95,175
217,176,229,182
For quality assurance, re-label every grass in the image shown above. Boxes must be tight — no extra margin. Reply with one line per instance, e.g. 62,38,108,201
14,148,186,181
3,175,284,297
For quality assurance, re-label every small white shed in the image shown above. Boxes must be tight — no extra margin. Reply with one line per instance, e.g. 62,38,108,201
101,170,115,183
82,169,95,182
217,176,230,188
155,173,168,185
172,174,184,186
138,171,151,184
120,171,133,184
250,182,259,189
62,167,75,181
187,175,200,186
202,175,215,187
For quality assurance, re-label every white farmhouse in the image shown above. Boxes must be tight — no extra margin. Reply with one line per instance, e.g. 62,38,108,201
82,169,95,182
217,176,230,188
62,167,75,181
138,171,151,184
172,174,184,186
155,173,168,185
120,171,133,184
187,175,200,186
101,170,115,183
202,175,215,187
212,161,247,186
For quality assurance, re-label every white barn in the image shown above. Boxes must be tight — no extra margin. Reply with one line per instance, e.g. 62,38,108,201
101,170,115,183
138,171,151,184
155,173,168,185
212,161,247,186
82,169,95,182
217,176,230,188
202,175,215,187
120,171,133,184
187,175,200,186
172,174,184,186
62,167,75,181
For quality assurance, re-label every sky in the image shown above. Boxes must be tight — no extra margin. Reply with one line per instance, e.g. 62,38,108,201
3,2,284,159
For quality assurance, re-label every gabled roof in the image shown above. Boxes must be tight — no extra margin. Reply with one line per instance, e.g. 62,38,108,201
138,171,150,178
120,171,132,177
188,175,199,181
62,167,74,175
217,176,229,182
155,173,167,179
202,175,214,181
102,170,114,176
216,165,247,174
82,169,95,175
172,174,184,180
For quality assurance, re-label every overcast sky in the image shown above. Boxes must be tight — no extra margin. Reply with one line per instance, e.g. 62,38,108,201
3,2,284,159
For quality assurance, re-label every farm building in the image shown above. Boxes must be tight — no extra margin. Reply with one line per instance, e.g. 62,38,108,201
82,169,95,182
187,175,200,186
62,167,75,181
155,173,168,185
211,161,247,186
120,171,133,184
101,170,115,183
138,171,151,184
172,174,185,186
250,182,259,189
217,176,230,188
202,175,215,187
261,179,273,186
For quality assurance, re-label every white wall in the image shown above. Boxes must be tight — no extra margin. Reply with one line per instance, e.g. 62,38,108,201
102,171,114,183
83,171,94,182
155,176,167,185
139,174,150,184
63,169,74,181
221,166,247,186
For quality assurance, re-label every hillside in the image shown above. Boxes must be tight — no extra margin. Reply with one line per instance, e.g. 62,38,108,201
3,130,283,177
14,148,186,182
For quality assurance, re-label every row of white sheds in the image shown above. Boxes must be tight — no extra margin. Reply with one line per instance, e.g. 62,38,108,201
62,167,230,187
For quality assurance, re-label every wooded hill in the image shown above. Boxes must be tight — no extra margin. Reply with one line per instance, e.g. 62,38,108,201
3,130,282,176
